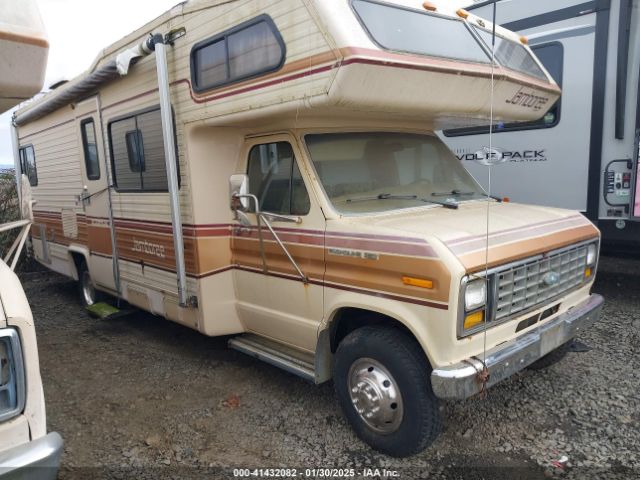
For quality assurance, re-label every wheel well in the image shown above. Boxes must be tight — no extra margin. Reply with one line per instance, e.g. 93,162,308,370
329,307,416,354
69,251,86,281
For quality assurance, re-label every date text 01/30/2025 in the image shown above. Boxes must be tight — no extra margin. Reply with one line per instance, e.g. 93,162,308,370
233,468,400,478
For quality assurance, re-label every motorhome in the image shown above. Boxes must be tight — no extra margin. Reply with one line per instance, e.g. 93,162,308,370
441,0,640,251
0,0,63,478
12,0,603,456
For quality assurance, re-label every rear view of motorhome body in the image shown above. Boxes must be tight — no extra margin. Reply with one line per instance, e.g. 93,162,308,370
13,0,603,456
442,0,640,250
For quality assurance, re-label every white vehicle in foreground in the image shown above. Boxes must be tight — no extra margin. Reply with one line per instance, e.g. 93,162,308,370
1,0,63,477
0,179,62,479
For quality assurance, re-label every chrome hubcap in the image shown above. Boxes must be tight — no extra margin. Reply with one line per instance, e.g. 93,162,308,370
348,358,403,434
81,270,96,306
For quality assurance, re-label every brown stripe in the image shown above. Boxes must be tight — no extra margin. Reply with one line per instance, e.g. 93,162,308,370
461,225,599,272
448,216,591,255
446,215,584,246
0,30,48,48
340,47,561,96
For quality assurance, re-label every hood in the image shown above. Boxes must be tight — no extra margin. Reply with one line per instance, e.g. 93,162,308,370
341,201,599,272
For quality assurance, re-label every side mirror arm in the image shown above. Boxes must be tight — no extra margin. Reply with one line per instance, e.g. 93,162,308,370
232,193,307,283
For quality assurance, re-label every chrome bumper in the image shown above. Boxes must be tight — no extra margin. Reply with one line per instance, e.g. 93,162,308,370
0,432,63,480
431,294,604,400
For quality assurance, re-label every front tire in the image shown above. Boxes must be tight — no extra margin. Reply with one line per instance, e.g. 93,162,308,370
334,326,441,457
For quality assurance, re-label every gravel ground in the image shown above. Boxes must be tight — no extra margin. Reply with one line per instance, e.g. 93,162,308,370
20,254,639,480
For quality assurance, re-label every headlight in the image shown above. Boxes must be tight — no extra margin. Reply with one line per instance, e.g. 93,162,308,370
586,243,597,266
464,279,487,311
0,329,25,423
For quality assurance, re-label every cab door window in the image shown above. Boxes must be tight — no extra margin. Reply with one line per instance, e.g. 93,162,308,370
247,142,310,215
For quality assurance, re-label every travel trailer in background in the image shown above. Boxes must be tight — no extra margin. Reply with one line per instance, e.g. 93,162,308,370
441,0,640,251
13,0,603,456
1,0,63,477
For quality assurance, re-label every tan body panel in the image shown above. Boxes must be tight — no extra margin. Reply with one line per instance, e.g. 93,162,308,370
13,0,593,374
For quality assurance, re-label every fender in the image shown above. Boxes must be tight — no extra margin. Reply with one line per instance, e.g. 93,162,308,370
66,245,90,281
316,294,441,381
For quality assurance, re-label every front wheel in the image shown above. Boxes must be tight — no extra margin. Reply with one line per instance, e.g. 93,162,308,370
333,326,441,457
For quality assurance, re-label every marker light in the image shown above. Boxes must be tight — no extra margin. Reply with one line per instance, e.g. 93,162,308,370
456,8,470,19
422,1,437,11
402,276,434,289
520,36,528,45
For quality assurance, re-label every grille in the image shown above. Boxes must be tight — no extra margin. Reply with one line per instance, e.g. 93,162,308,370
493,244,589,321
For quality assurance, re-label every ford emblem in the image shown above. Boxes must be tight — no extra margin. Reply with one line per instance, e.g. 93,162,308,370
542,271,560,286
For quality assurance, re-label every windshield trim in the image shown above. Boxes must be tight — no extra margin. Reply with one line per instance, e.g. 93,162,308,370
300,130,488,218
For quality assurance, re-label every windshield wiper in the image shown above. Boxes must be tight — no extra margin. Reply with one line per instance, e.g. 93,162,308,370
344,192,459,209
431,190,503,202
420,198,458,209
346,193,418,203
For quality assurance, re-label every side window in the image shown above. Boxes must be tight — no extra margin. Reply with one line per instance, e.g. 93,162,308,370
191,15,285,92
443,42,564,137
247,142,310,215
125,130,144,173
108,108,176,192
80,119,100,180
19,145,38,186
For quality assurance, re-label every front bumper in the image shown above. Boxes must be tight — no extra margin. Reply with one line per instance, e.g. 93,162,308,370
431,294,604,400
0,432,63,480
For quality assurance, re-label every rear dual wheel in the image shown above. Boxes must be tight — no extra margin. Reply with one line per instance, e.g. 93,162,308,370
334,326,441,457
77,259,101,307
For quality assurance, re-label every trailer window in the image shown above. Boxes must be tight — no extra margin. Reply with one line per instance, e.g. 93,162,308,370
191,15,285,92
351,0,491,64
443,42,564,137
108,107,178,192
247,142,310,216
80,119,100,180
18,145,37,186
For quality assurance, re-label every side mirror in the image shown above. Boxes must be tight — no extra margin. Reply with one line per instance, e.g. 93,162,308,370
229,173,249,211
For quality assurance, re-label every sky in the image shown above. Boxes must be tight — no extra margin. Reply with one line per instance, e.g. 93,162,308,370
0,0,471,167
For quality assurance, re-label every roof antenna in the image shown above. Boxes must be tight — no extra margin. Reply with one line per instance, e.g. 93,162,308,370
478,0,499,398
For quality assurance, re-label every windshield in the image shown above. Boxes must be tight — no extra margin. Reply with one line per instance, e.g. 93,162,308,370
305,132,485,214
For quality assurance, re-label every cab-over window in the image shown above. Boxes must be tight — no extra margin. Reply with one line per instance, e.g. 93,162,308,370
190,15,286,92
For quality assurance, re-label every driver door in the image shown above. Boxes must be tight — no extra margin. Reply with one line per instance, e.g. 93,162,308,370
231,134,325,352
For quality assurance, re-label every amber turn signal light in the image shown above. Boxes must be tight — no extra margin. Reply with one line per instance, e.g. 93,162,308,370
457,8,470,19
464,311,484,330
402,276,434,289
